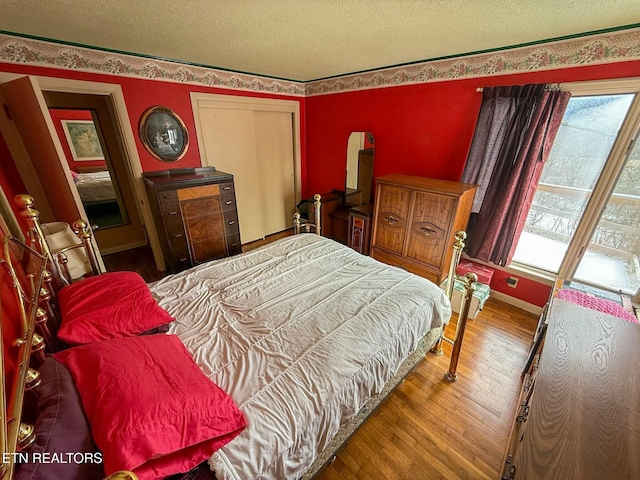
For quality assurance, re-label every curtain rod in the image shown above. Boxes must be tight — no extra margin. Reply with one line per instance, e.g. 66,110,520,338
476,83,562,93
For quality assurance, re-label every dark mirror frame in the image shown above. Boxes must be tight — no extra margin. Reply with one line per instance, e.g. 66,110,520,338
139,106,189,162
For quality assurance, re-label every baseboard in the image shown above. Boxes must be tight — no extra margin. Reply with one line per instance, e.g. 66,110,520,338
100,240,148,256
490,290,543,315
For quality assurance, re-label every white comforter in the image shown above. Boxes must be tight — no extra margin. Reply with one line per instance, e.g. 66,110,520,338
75,171,116,203
150,234,451,479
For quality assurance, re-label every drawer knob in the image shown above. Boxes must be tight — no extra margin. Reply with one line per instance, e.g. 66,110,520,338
231,242,238,247
384,216,398,225
179,257,188,262
421,226,436,235
228,221,236,225
223,186,231,190
163,195,174,199
173,233,183,238
168,211,178,215
225,200,233,205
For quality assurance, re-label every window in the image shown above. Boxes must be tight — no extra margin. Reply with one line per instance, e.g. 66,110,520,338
512,80,640,296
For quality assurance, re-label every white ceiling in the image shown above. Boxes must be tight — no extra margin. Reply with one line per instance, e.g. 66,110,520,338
1,0,639,82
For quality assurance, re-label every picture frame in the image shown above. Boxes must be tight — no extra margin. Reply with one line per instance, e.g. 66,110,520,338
138,106,189,162
61,120,105,161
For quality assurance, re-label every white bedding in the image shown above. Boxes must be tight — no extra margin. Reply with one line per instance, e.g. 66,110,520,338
75,171,116,204
150,234,451,479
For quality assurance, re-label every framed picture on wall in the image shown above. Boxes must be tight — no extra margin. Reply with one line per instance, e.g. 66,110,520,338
138,106,189,162
61,120,105,161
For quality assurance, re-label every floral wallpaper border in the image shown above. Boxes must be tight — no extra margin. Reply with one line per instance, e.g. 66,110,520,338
0,33,306,96
1,27,640,98
306,28,640,96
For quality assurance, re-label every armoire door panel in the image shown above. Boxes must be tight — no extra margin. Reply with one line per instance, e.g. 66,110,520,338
370,175,477,285
373,185,411,254
406,192,456,268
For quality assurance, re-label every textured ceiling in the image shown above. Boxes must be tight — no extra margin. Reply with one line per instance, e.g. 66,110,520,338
1,0,639,81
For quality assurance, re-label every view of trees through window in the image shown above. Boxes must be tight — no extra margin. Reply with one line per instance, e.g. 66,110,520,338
512,93,640,294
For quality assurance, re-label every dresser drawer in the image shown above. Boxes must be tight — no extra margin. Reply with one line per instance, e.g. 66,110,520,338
226,233,241,255
223,209,239,235
219,182,234,194
220,191,237,212
160,202,182,219
157,190,179,204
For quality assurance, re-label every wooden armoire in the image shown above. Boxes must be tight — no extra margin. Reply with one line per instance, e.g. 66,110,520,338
370,175,477,284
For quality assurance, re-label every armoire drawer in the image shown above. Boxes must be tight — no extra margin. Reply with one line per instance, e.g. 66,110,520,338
371,248,439,284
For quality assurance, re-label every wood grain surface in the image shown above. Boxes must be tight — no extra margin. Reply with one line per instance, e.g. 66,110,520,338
517,298,640,479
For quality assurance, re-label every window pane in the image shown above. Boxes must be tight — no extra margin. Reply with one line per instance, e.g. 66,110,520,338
512,94,635,272
573,135,640,294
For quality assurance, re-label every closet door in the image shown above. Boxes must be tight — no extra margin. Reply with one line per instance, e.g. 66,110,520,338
253,111,295,235
197,108,265,243
195,105,295,244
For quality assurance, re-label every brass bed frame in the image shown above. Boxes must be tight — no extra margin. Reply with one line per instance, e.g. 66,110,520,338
0,193,477,480
0,199,134,480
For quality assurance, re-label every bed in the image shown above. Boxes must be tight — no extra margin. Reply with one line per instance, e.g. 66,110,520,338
0,194,458,480
73,170,117,205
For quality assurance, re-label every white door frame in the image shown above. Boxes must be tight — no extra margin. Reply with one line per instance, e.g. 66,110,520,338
28,76,165,271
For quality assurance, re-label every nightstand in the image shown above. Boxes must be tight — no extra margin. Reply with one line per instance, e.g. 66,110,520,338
348,203,373,255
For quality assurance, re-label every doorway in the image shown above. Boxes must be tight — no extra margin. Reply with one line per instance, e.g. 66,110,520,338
42,91,147,254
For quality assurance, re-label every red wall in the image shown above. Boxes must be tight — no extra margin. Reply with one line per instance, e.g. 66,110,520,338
3,57,640,308
304,59,640,307
0,61,306,175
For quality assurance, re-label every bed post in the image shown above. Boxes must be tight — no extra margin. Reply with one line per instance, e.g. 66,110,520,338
312,194,321,235
13,194,64,289
293,194,322,234
432,230,467,356
72,219,100,275
446,272,477,382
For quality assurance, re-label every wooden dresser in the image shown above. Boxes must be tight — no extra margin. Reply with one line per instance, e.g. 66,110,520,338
370,175,477,284
501,298,640,479
144,167,241,272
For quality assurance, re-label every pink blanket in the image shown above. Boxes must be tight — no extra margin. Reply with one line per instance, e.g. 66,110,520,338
556,288,639,324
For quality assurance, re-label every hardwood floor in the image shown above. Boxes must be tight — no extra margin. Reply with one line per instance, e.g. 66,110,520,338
315,300,537,480
102,229,295,282
103,235,537,480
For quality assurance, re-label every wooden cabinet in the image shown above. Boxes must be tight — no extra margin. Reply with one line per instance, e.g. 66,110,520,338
370,175,477,284
501,298,640,479
348,203,373,255
144,167,241,272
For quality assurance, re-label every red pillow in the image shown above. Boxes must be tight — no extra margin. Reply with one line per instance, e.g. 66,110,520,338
57,271,174,345
54,334,247,479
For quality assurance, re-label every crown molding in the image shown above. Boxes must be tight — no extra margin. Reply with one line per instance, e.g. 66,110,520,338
305,27,640,96
0,33,305,97
1,28,639,98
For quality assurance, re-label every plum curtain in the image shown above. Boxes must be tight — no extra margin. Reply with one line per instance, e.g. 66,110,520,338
461,84,570,265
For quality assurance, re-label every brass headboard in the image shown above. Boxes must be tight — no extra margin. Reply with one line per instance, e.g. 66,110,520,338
0,236,46,479
293,194,322,234
0,212,136,480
